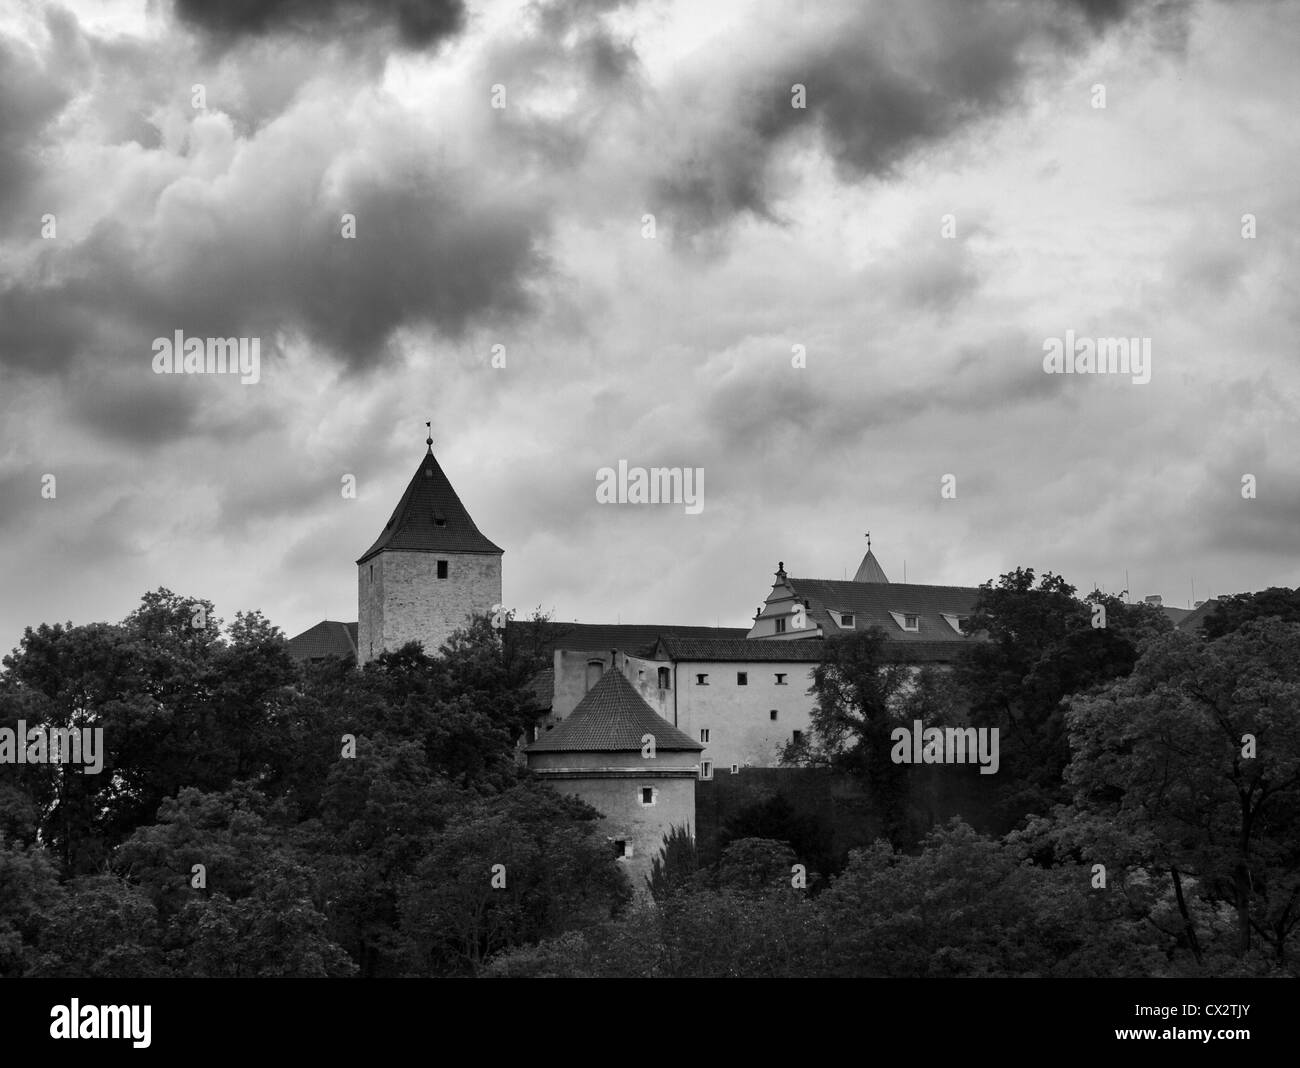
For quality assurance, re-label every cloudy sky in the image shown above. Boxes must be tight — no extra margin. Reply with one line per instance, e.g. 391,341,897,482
1,0,1297,654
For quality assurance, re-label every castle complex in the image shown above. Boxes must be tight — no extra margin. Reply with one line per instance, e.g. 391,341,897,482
287,441,1196,885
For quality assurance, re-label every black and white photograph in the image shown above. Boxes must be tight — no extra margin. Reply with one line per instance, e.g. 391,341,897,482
0,0,1295,1046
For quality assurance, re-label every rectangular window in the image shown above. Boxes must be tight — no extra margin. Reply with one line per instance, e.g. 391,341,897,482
613,840,627,858
369,564,374,583
841,613,854,627
730,763,739,774
775,617,787,633
775,673,787,685
436,560,449,579
696,673,709,685
700,728,710,743
904,613,919,630
737,672,748,685
658,666,672,689
699,760,713,780
792,730,803,745
640,787,655,805
770,709,778,721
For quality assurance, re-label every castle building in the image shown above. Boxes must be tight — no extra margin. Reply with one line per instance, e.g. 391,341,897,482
525,668,703,892
355,436,503,665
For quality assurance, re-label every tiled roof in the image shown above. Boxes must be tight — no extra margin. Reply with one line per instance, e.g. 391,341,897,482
287,620,358,661
657,636,968,664
504,621,748,657
526,669,703,753
357,448,503,563
785,578,982,642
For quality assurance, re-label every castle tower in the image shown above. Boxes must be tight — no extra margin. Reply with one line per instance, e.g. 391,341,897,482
526,667,703,894
356,438,503,665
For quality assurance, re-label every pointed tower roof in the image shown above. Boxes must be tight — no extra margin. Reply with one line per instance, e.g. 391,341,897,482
853,549,890,583
357,447,503,564
526,669,703,753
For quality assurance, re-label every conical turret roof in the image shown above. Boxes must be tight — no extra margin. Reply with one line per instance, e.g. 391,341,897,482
853,549,890,583
357,448,503,564
526,669,703,753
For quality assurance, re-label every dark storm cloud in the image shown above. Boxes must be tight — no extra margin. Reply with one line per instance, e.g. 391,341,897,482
173,0,466,50
0,12,83,234
654,0,1183,235
0,162,551,391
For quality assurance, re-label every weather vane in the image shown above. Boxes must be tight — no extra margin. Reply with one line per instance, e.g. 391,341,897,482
425,420,432,451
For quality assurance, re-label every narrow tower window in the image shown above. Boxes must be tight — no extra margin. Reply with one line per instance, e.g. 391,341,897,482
436,560,448,579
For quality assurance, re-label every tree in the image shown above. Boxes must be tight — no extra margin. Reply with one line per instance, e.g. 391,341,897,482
803,627,957,845
956,568,1170,826
1199,586,1300,640
646,823,699,901
1063,622,1300,971
399,782,630,975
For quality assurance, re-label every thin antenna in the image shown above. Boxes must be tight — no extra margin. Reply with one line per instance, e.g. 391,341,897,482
904,560,907,583
1125,570,1130,604
1191,577,1196,606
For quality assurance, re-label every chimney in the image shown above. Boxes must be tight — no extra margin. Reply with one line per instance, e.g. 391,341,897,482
1144,595,1162,607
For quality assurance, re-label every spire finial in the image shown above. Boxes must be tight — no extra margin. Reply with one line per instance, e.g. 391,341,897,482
776,560,786,581
865,530,871,553
425,420,432,453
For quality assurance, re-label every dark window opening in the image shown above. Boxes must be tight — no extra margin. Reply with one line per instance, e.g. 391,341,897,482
775,617,787,633
640,787,654,805
613,840,627,858
737,672,748,685
436,560,449,579
775,673,787,685
696,673,709,685
792,730,803,744
658,666,671,689
770,709,778,721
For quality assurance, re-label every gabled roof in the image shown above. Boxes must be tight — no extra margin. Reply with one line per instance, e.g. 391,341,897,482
504,621,748,658
785,577,982,642
656,636,968,664
853,549,890,583
357,448,503,563
287,620,358,661
526,668,703,753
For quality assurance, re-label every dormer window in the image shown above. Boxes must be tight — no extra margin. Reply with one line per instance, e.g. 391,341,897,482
888,610,921,632
942,613,969,635
433,513,447,527
775,617,787,634
836,612,855,628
